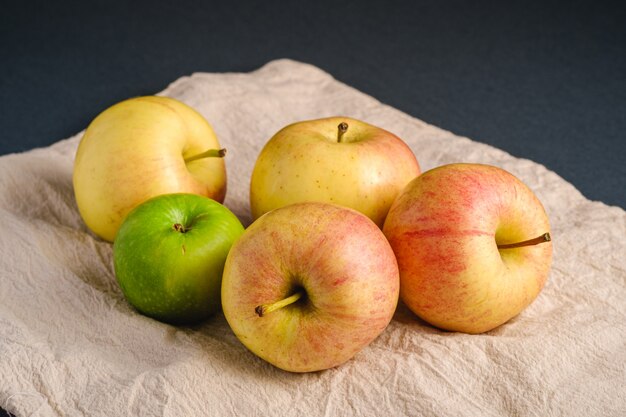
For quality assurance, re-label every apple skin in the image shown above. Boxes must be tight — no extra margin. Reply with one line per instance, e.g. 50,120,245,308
221,202,400,372
73,96,227,242
250,117,420,228
113,193,244,325
382,163,552,334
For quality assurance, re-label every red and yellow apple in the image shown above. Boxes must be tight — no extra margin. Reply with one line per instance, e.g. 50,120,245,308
73,96,226,241
383,163,552,334
221,202,400,372
250,117,420,227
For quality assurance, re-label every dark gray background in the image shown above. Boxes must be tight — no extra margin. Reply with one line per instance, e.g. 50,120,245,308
1,0,625,415
2,0,626,210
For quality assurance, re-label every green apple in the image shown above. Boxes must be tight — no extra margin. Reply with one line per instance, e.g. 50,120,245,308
250,116,420,227
74,96,227,242
221,202,400,372
383,163,553,334
113,193,244,324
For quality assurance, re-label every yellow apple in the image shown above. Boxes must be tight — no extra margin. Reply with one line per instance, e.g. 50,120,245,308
383,163,553,334
250,117,420,227
73,96,226,241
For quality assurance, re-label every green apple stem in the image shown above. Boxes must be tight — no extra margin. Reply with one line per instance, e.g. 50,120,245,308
337,122,349,143
255,291,304,317
497,232,551,249
184,148,227,163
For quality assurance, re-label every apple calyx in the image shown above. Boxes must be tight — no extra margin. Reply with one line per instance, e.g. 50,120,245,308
337,122,349,143
255,291,304,317
172,223,187,233
184,148,227,163
497,232,551,249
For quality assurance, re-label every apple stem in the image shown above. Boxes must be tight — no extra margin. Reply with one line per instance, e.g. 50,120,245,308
337,122,349,143
497,232,551,249
184,148,227,163
255,291,304,317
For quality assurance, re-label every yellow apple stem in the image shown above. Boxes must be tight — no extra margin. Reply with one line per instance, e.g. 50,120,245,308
337,122,349,143
497,232,551,249
184,148,227,163
255,291,304,317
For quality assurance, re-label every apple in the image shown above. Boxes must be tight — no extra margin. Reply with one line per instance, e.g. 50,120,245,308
249,116,420,227
221,202,400,372
73,96,227,242
113,193,244,324
382,163,552,334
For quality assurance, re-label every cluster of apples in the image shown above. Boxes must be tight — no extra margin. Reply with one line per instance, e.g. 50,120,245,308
73,96,553,373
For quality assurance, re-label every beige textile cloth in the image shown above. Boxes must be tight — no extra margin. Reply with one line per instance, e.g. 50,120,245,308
1,60,624,417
